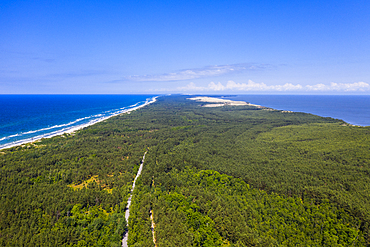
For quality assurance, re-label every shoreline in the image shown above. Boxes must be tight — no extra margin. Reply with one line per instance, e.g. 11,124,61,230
0,96,158,151
188,96,263,108
187,96,364,126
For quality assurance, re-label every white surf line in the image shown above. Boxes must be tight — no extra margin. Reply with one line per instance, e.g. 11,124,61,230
122,151,147,247
0,96,159,151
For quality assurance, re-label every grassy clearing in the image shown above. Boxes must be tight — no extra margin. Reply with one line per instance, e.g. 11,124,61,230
68,175,113,193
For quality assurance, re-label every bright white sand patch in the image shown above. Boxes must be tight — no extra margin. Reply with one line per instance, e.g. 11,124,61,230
188,96,261,107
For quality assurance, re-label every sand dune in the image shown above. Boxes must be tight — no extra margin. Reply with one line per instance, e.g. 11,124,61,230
188,96,261,107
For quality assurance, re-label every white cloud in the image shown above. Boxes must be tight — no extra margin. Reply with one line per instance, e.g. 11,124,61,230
220,80,303,91
125,63,271,82
224,80,270,91
274,83,304,91
177,82,205,91
177,80,370,92
306,82,370,91
209,82,226,91
306,83,328,91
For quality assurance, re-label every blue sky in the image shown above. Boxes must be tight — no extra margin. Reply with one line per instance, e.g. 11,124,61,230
1,0,370,94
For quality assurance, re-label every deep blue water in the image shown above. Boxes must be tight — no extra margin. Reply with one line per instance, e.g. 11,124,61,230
0,95,157,149
223,95,370,126
1,94,369,150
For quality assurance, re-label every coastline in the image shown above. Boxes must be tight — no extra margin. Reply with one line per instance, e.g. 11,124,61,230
222,95,370,127
188,96,263,108
0,96,158,151
1,95,369,245
189,96,364,126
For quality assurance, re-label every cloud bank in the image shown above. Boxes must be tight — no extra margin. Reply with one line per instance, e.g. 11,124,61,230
125,63,271,82
178,80,370,92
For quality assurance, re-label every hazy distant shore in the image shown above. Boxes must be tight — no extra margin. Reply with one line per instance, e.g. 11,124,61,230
0,96,158,151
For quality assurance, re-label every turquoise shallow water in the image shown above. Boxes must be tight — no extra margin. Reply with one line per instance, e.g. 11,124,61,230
222,95,370,127
0,95,157,149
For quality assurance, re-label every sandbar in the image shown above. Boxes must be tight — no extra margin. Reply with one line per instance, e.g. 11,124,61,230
188,96,262,108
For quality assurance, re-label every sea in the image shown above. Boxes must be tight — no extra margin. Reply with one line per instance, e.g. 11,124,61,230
223,95,370,127
0,94,369,150
0,95,157,150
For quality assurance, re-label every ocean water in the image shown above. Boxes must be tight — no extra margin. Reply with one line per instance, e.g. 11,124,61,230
1,94,369,150
0,95,157,150
223,95,370,126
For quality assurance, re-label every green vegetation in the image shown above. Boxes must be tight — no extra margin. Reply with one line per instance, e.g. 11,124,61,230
0,121,147,246
147,168,363,246
1,95,370,246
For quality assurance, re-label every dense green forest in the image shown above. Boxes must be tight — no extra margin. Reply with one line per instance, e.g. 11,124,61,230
1,95,369,246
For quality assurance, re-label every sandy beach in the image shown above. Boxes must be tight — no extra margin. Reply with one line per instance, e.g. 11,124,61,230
188,96,262,108
0,96,158,151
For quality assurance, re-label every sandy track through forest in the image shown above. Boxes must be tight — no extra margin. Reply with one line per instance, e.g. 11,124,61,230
122,151,147,247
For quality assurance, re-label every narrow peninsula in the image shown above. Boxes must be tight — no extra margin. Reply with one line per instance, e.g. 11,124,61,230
0,95,369,246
